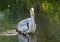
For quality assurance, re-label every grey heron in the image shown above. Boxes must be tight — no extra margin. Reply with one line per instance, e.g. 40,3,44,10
16,8,36,34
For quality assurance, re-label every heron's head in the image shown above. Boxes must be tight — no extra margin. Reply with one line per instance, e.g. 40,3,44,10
30,7,35,16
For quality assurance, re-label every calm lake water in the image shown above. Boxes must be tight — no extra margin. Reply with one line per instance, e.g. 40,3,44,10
17,30,45,42
18,33,36,42
0,30,45,42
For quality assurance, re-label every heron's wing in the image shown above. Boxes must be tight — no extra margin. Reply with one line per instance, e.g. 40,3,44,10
17,18,31,32
19,18,31,24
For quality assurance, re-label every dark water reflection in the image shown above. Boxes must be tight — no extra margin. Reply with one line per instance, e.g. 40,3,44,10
17,33,36,42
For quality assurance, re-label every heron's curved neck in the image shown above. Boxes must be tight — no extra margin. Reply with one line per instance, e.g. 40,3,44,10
31,16,34,19
31,16,35,23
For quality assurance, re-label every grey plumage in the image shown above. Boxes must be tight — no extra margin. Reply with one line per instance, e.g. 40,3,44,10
16,8,36,34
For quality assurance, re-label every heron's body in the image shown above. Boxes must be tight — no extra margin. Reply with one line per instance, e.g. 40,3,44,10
16,8,36,34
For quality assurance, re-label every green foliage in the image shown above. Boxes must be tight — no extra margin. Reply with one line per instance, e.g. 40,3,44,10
0,36,18,42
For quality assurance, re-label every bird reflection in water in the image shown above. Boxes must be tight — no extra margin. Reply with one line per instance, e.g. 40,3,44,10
18,33,36,42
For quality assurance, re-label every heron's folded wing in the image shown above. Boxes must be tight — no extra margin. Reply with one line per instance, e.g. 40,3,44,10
17,23,28,32
16,18,31,32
